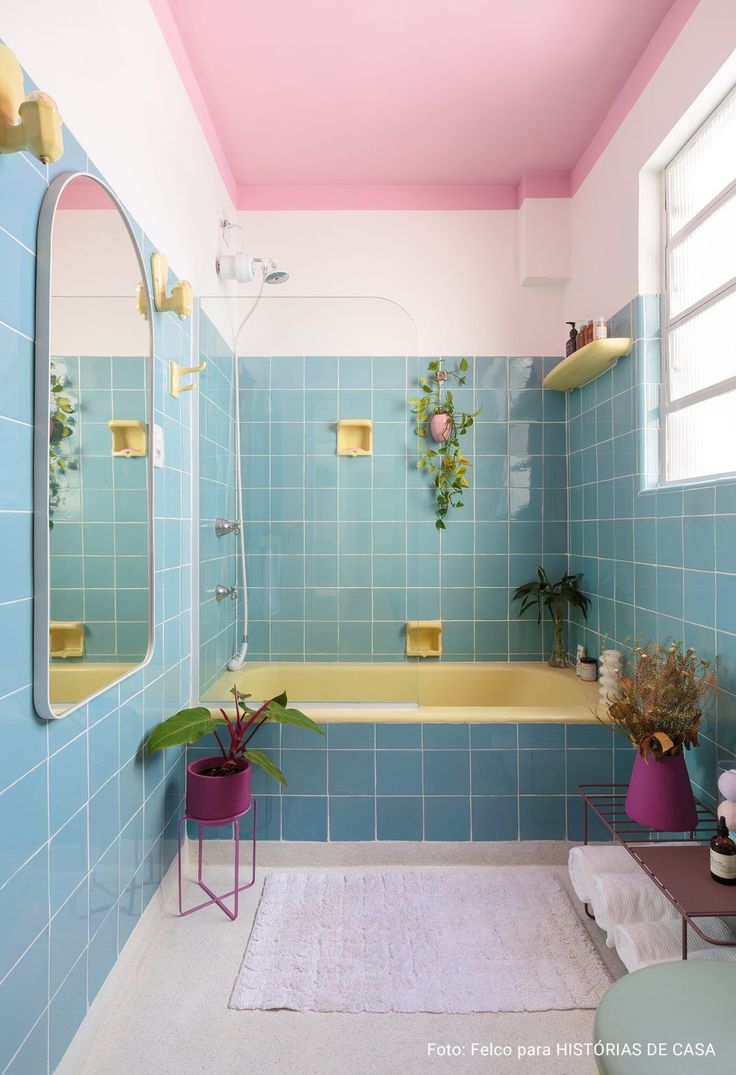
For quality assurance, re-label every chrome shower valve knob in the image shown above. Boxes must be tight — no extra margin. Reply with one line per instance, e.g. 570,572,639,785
215,584,238,602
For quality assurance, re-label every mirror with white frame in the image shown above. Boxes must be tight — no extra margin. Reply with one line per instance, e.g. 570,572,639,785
34,172,154,719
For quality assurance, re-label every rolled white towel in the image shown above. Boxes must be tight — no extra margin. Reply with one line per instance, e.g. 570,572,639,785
568,845,642,903
590,872,678,948
614,917,736,972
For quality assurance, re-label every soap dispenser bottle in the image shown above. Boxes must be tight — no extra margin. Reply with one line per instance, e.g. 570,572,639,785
565,322,578,357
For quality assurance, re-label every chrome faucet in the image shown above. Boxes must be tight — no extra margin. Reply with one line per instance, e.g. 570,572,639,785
215,517,241,537
215,584,238,602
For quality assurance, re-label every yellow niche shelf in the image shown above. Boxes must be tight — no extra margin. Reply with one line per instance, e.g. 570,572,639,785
337,419,373,456
543,338,632,391
108,420,147,457
406,620,442,658
50,621,85,659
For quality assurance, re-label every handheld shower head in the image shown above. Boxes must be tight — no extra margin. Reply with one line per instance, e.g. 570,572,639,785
263,261,289,284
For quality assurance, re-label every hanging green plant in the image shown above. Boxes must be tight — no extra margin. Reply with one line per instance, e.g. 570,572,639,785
409,358,480,529
49,364,78,527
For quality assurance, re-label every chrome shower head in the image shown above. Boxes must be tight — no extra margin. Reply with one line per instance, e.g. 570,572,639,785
263,261,289,285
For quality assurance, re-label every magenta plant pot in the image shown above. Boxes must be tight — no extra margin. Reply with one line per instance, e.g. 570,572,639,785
625,751,698,832
186,755,252,821
429,412,453,442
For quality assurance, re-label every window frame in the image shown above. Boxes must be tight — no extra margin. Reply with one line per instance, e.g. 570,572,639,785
661,84,736,486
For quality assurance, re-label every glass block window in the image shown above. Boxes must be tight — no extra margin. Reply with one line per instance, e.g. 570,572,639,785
664,86,736,483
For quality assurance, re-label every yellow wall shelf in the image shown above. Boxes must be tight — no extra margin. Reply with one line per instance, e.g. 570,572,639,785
50,622,85,659
543,338,632,391
108,420,147,457
406,620,442,658
337,419,373,456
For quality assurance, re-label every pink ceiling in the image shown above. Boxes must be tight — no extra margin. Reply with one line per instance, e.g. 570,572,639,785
152,0,697,209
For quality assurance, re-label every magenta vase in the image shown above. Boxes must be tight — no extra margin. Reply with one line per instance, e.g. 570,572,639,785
429,412,453,442
625,751,698,832
186,755,252,821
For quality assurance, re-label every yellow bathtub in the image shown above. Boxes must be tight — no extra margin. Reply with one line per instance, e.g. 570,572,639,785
50,661,139,706
203,662,604,723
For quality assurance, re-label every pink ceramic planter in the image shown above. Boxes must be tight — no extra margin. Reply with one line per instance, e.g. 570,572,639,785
429,412,453,442
186,755,252,820
625,751,698,832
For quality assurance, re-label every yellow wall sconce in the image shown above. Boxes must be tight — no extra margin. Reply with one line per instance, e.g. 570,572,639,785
170,359,206,399
0,45,63,164
150,252,192,320
135,281,149,320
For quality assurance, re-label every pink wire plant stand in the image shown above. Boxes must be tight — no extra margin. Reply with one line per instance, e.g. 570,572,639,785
177,799,257,921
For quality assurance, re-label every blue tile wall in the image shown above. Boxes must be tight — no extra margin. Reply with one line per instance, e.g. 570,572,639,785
190,720,615,842
0,58,191,1074
197,315,238,693
50,355,149,662
237,354,567,664
568,295,736,805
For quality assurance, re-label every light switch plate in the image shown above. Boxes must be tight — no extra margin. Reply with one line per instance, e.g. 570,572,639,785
153,423,165,469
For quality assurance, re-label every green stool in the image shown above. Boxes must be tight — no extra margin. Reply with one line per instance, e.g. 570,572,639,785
594,962,736,1072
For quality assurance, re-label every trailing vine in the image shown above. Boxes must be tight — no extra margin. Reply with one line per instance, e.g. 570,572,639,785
409,358,480,529
49,364,78,526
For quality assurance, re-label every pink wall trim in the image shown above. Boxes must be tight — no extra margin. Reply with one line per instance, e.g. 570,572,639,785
237,174,573,211
149,0,237,204
155,0,697,211
571,0,700,193
517,174,571,203
237,184,518,210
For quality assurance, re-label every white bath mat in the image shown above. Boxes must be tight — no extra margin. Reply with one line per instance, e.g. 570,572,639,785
230,868,611,1013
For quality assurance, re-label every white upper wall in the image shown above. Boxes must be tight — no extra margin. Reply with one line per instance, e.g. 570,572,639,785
231,210,565,355
2,0,234,297
567,0,736,317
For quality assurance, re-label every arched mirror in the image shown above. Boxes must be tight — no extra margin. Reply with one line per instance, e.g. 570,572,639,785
34,172,154,719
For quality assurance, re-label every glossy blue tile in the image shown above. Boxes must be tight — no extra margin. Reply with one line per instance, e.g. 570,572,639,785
471,796,519,840
376,796,423,840
88,907,118,1004
49,734,89,834
281,796,328,840
329,797,375,840
376,723,422,748
0,928,48,1073
0,762,47,880
51,878,89,994
470,724,517,749
471,750,517,794
0,846,48,982
50,807,88,914
424,797,470,840
376,750,421,795
424,750,469,795
518,748,565,794
4,1009,48,1075
49,950,88,1071
519,796,566,839
423,724,469,749
281,750,327,794
518,724,564,748
328,750,375,794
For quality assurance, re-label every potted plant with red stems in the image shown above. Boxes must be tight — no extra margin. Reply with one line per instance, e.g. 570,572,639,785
146,688,323,821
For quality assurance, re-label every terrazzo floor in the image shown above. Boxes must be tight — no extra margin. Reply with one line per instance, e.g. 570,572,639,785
68,842,624,1075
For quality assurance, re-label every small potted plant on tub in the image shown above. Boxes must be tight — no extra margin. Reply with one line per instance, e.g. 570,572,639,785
146,688,323,819
512,566,590,668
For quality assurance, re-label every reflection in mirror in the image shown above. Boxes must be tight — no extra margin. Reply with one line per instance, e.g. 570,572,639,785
37,174,153,718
